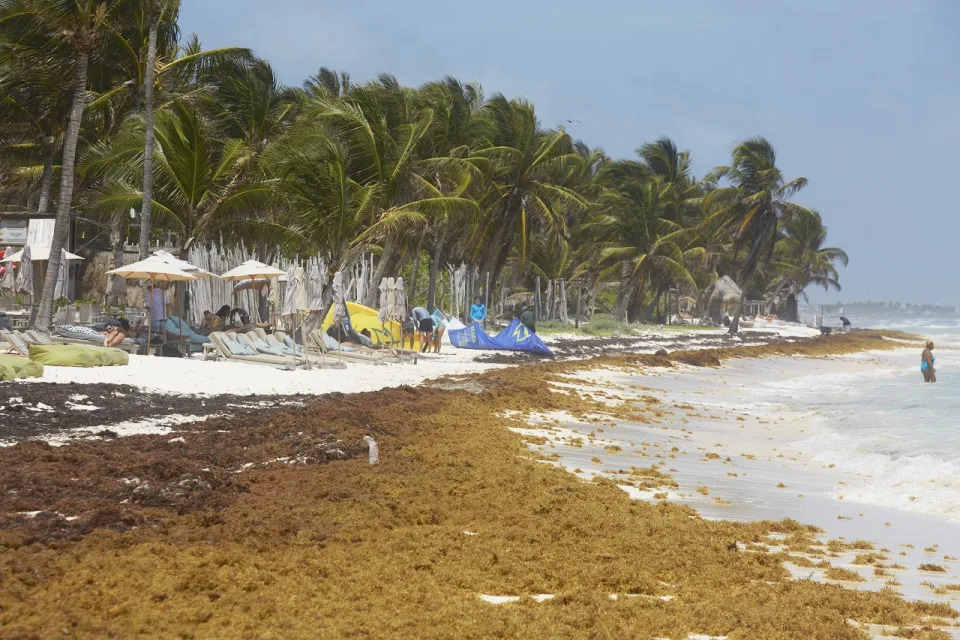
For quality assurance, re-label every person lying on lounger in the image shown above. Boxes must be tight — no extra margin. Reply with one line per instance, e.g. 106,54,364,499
103,318,132,348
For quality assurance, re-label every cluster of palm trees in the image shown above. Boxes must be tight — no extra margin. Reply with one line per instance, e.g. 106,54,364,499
0,0,848,332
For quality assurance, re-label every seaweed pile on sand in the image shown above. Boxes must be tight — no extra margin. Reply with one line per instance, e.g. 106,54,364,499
0,330,952,638
0,382,309,442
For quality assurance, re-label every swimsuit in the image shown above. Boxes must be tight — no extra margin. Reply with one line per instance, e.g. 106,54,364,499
921,355,935,372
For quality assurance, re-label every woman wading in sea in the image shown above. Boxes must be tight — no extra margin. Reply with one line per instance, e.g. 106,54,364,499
921,341,937,383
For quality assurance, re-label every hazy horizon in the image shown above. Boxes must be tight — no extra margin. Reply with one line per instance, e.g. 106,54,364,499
180,1,958,305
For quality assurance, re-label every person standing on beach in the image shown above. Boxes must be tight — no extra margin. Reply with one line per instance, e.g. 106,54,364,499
470,297,486,324
519,305,536,334
146,282,166,334
410,306,434,353
921,341,937,383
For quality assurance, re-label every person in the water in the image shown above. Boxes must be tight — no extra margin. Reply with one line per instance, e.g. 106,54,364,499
921,341,937,383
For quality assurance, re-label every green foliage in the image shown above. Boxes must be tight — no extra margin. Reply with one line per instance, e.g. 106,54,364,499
0,4,848,320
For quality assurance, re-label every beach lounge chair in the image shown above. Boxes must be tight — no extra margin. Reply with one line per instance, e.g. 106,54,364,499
208,331,341,369
50,325,141,355
237,331,292,358
165,316,207,353
207,331,295,367
0,329,30,356
305,329,396,365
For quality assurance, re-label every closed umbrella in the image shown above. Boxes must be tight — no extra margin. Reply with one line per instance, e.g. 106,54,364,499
107,255,197,355
377,277,389,323
53,248,68,300
307,265,324,311
0,246,15,293
16,245,33,300
281,266,294,319
392,276,406,323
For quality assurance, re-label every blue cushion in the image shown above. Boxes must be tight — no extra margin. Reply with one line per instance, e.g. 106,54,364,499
221,334,256,356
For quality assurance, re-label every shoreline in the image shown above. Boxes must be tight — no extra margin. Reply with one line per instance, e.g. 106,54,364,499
2,330,958,638
515,347,960,608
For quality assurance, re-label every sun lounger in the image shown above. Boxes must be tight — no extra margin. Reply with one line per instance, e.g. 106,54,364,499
237,332,291,358
306,329,398,365
0,329,30,356
207,331,298,367
51,325,141,354
265,330,344,368
165,316,207,353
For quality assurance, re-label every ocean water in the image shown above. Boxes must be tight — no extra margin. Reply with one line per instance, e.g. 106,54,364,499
776,309,960,523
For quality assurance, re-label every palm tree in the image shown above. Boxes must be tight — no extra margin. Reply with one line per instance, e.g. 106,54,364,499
588,162,696,321
0,51,73,212
84,99,272,251
471,95,587,292
704,137,814,333
766,210,849,321
0,0,132,329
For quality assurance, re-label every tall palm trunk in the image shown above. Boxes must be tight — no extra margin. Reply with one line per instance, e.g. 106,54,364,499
408,238,423,307
363,237,396,306
426,231,446,311
728,213,777,334
37,134,54,213
138,5,160,259
109,212,124,304
615,259,632,323
36,53,89,330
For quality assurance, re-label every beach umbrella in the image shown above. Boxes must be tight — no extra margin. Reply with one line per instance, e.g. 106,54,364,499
1,246,82,263
221,259,286,326
219,259,286,282
16,245,33,299
0,246,15,293
377,277,389,323
392,276,406,322
232,275,285,292
107,255,197,355
281,265,309,319
53,248,68,300
152,249,215,279
307,264,325,311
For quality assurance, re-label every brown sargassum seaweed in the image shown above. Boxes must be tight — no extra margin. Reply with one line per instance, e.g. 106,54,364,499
0,330,954,639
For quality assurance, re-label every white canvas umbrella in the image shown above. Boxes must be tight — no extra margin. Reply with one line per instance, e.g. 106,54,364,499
0,246,15,293
16,245,33,299
392,276,406,323
1,246,82,263
107,255,197,355
53,248,68,300
377,277,389,323
281,266,309,319
385,277,396,320
221,259,287,327
307,265,325,311
219,259,286,282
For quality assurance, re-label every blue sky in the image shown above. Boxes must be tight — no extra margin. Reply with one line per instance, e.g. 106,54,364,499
180,0,959,304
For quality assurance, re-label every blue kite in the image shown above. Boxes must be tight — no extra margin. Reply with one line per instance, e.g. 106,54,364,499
449,319,554,357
